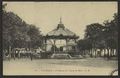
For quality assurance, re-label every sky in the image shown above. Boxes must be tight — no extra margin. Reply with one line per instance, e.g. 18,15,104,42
4,2,117,39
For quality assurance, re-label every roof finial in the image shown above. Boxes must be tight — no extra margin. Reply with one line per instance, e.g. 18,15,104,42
60,17,62,24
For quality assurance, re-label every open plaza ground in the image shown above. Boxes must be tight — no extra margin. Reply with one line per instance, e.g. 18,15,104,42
3,57,118,75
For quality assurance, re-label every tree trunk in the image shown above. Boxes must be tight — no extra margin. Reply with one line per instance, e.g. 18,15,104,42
8,46,12,60
94,48,97,58
111,49,113,56
90,49,92,57
90,48,94,58
107,48,110,60
99,49,102,57
88,49,90,55
103,49,106,58
116,48,118,57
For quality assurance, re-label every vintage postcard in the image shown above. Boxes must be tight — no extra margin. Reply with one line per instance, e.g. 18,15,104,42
2,1,118,76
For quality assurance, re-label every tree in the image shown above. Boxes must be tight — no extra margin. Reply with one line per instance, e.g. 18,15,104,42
2,4,43,59
77,39,92,56
84,23,105,57
103,13,118,59
27,25,43,49
82,13,118,59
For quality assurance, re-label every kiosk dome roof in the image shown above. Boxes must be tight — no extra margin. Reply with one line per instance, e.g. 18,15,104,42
46,18,79,39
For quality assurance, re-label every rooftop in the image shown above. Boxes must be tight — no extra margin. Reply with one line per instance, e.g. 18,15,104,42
46,18,79,39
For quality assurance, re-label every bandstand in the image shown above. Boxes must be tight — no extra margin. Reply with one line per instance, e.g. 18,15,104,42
44,18,79,54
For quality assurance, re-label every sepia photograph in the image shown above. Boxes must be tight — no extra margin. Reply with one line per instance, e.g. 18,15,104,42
2,1,118,76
